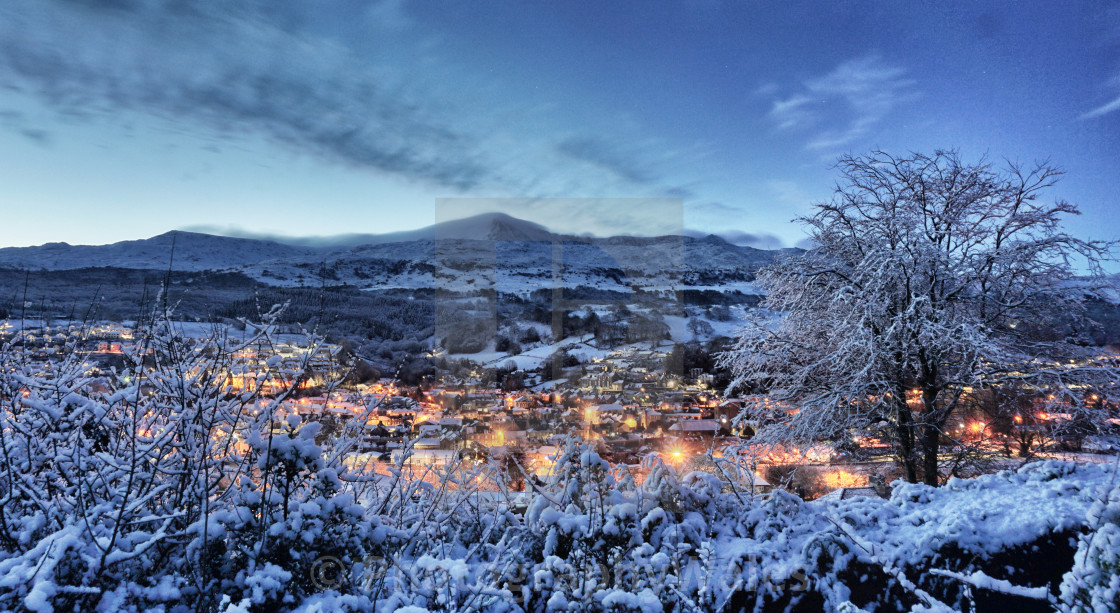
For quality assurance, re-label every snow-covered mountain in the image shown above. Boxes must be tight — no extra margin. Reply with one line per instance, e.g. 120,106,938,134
0,231,317,272
0,213,789,295
432,212,555,242
198,212,557,247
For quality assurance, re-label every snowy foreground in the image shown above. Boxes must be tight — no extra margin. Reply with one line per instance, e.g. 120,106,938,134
287,460,1120,613
1,319,1116,612
3,455,1118,613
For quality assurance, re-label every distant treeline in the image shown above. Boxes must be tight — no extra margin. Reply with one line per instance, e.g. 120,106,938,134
216,286,435,342
0,268,436,342
3,266,1117,361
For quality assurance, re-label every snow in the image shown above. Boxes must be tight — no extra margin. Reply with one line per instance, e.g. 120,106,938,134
929,568,1052,601
814,461,1112,565
1,314,1116,613
0,230,316,272
0,216,781,298
447,336,615,369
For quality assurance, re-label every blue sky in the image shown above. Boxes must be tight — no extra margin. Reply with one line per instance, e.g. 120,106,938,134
0,0,1118,249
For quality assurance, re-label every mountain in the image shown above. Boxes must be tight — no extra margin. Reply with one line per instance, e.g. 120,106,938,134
0,230,316,272
432,212,554,242
0,213,790,295
193,212,556,247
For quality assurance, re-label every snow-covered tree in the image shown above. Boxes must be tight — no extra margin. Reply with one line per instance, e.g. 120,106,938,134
721,150,1118,485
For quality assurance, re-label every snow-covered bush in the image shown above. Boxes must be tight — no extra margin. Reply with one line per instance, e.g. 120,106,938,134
0,306,372,612
1058,460,1120,612
1,310,1118,612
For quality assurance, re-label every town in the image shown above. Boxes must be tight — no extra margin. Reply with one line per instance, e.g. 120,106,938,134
6,317,1116,503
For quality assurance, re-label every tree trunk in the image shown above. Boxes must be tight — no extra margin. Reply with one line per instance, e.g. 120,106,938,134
920,423,940,486
918,379,948,486
895,398,918,483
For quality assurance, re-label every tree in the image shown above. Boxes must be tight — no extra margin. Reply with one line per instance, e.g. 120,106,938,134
687,317,714,339
721,150,1118,485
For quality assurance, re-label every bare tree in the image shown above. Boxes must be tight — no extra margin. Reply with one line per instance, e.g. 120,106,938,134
721,149,1119,485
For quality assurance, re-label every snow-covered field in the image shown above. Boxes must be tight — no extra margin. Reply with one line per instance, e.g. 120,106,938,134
440,306,748,370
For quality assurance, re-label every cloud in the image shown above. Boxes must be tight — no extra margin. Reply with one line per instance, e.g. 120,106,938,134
0,0,710,206
682,228,786,250
716,230,786,250
0,106,51,145
19,127,50,145
0,1,495,189
753,82,779,97
764,55,915,151
1078,8,1120,120
362,0,412,32
180,224,297,243
768,95,817,130
663,185,696,200
681,201,788,249
689,201,742,216
180,223,373,247
555,137,654,184
1081,96,1120,120
766,180,814,207
1080,74,1120,119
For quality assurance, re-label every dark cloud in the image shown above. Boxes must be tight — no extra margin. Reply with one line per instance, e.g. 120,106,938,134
0,0,725,221
663,185,695,200
0,108,51,145
555,136,654,185
0,0,487,189
719,230,786,250
19,128,50,145
690,201,742,216
683,228,786,250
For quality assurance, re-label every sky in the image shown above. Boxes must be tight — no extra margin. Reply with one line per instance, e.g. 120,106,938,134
0,0,1118,250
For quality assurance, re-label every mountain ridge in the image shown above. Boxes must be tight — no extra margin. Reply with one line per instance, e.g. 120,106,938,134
0,213,794,294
